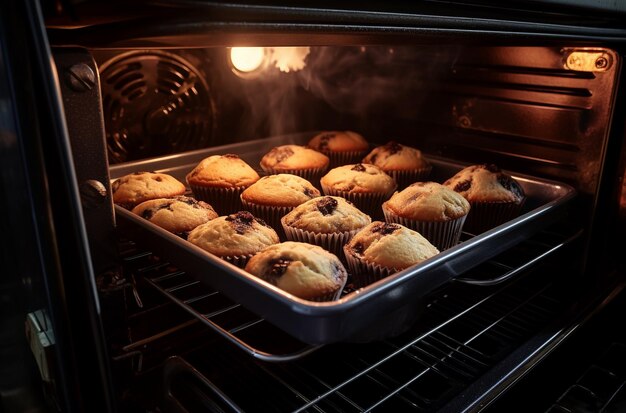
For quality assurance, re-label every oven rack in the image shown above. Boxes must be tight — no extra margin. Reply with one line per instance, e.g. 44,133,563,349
119,224,581,362
161,262,567,412
546,343,626,412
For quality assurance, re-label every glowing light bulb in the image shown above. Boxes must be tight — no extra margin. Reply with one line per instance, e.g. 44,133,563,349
230,47,266,73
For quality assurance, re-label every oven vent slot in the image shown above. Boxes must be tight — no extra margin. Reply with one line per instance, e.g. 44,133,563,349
121,225,579,363
162,264,566,412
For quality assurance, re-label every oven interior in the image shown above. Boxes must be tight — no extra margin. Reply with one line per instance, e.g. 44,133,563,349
22,4,626,411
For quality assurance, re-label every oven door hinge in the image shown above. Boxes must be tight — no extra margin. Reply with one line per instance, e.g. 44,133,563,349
563,48,614,72
25,309,56,383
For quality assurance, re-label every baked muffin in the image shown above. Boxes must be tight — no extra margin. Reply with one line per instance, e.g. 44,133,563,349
245,241,348,301
112,172,186,209
259,144,329,183
240,174,320,237
382,182,470,250
186,154,260,214
187,211,279,268
308,130,370,167
443,163,526,234
320,163,396,220
131,196,218,238
362,141,432,188
281,196,371,260
344,221,440,287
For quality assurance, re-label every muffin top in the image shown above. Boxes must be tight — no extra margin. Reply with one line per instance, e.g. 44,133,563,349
245,241,347,301
186,154,260,188
131,196,218,234
281,196,371,233
362,141,429,171
345,221,440,270
188,211,279,257
241,174,320,207
308,130,369,153
112,172,186,207
260,145,329,171
321,163,396,194
383,182,470,222
443,164,525,204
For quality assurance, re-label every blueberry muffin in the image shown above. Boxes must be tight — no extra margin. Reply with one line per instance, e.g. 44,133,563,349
259,144,329,183
308,130,369,167
131,196,218,237
344,221,440,287
382,182,470,250
188,211,279,268
362,141,432,188
443,164,526,234
240,174,320,236
245,241,348,301
281,196,371,260
320,163,396,219
186,154,260,214
112,171,186,209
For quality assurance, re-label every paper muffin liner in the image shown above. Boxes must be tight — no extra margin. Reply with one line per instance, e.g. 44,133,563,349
343,248,397,289
463,198,526,235
281,220,360,262
321,184,396,221
240,198,293,240
383,208,467,251
323,150,370,168
221,253,255,269
386,165,433,189
261,166,328,189
189,184,246,215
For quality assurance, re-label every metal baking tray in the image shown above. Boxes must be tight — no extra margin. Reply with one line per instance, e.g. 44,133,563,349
111,132,576,344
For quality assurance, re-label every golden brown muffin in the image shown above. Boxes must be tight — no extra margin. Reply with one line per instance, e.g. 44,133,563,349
320,163,396,219
259,144,329,183
240,174,320,237
344,221,440,287
308,131,369,167
362,141,431,188
186,154,260,214
245,241,348,301
131,196,218,237
112,171,186,209
443,164,526,234
382,182,470,250
281,196,371,259
188,211,279,268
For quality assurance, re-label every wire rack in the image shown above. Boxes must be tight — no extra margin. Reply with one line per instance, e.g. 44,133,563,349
162,263,566,412
117,226,580,363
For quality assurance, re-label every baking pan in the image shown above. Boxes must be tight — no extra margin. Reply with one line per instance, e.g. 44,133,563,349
112,132,576,344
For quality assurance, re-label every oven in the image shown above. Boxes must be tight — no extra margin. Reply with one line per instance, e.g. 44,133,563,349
2,0,626,412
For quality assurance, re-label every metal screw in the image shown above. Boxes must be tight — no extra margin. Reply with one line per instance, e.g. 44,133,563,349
458,115,471,128
66,63,95,92
595,57,608,69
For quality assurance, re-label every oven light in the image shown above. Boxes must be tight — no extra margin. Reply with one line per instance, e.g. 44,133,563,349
230,47,266,74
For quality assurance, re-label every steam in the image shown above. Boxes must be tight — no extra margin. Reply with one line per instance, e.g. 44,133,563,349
235,45,459,138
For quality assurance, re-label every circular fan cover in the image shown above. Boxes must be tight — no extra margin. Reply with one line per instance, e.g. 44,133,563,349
100,51,215,163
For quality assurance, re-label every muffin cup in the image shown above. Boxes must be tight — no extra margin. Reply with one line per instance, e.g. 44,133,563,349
383,207,467,251
463,199,526,235
221,254,254,269
281,219,359,262
321,184,396,221
240,198,293,240
343,248,397,288
300,283,346,302
261,166,328,189
322,150,369,169
189,184,246,215
386,165,433,189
